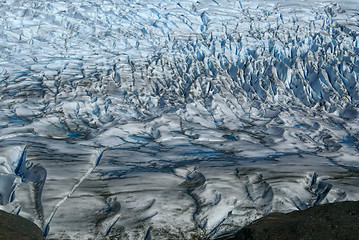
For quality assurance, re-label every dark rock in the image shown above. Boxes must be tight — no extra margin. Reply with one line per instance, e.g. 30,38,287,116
218,201,359,240
0,210,44,240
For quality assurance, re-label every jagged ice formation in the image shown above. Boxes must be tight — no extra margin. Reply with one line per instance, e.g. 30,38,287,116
0,0,359,239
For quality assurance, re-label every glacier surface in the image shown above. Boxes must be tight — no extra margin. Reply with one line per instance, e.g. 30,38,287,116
0,0,359,239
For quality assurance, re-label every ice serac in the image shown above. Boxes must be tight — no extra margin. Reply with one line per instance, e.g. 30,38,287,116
0,0,359,239
0,146,47,230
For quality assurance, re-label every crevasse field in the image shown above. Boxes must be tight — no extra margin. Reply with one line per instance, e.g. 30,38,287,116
0,0,359,239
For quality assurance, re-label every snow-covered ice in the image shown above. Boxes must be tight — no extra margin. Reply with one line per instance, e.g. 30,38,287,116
0,0,359,239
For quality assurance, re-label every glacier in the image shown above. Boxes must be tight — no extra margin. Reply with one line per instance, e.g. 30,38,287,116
0,0,359,239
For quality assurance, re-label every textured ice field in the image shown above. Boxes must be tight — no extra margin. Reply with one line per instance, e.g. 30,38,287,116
0,0,359,239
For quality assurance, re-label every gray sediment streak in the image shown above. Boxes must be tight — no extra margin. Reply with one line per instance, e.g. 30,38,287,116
44,149,104,236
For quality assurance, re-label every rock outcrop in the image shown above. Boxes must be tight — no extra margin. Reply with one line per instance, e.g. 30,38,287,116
0,210,44,240
219,201,359,240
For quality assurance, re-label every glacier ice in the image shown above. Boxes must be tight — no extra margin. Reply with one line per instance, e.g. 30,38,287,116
0,0,359,239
